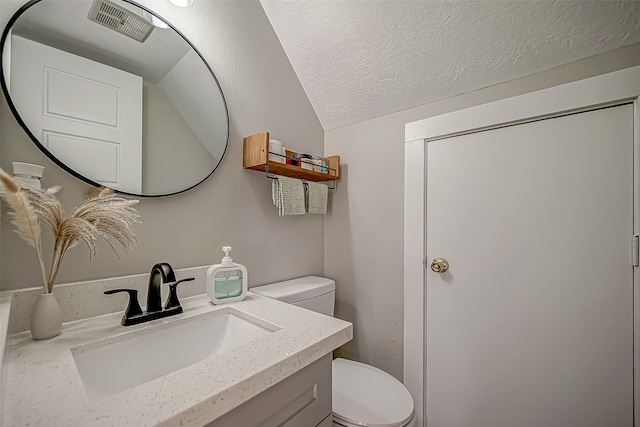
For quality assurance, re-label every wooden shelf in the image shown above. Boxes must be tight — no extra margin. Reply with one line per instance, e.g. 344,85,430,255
243,131,340,182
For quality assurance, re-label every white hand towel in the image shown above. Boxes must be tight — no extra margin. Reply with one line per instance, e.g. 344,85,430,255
272,175,306,216
305,181,328,214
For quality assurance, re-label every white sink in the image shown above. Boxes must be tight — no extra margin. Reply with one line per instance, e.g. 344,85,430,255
71,308,279,401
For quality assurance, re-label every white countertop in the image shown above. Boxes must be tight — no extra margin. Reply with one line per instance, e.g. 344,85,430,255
1,292,352,427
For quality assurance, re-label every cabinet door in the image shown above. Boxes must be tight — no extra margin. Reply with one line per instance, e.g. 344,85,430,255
316,414,333,426
206,354,332,427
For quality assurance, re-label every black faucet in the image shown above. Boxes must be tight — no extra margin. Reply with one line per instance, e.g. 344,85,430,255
146,263,176,313
104,263,195,326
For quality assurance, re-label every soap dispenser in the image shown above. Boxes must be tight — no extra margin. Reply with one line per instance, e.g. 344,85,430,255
206,246,248,304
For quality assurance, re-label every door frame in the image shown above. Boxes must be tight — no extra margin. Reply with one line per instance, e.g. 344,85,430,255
404,65,640,427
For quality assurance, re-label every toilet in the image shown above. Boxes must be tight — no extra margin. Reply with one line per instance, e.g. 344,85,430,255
251,276,416,427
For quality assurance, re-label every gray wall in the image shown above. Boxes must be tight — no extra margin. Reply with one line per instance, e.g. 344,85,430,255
142,81,213,195
0,0,324,291
324,42,640,381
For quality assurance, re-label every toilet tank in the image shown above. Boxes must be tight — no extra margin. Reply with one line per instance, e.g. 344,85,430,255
251,276,335,316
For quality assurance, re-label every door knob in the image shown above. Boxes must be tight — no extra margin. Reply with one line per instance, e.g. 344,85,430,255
430,258,449,273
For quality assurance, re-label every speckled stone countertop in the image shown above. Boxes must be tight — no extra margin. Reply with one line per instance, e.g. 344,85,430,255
1,292,352,427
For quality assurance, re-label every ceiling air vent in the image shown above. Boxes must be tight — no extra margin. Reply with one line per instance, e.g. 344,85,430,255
87,0,154,43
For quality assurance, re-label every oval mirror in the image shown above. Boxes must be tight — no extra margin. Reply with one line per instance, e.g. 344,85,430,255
1,0,229,197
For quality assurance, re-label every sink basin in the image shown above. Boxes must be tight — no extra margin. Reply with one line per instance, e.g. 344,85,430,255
71,308,279,401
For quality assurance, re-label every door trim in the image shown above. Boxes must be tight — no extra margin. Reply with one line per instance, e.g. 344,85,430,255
404,65,640,427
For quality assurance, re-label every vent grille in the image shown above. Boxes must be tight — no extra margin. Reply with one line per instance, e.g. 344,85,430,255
87,0,153,43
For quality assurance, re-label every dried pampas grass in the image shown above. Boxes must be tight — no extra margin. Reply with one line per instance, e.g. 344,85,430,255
0,169,140,294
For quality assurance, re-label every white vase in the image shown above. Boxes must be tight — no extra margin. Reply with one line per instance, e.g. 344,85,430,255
30,292,62,340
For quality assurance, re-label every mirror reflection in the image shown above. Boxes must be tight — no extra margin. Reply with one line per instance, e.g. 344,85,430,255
1,0,229,196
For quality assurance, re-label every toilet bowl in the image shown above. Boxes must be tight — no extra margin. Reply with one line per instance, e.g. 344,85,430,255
332,358,415,427
251,276,415,427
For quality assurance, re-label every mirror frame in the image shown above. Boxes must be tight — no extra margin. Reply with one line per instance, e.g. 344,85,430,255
0,0,229,197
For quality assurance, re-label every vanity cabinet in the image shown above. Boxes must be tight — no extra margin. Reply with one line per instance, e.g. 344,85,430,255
206,354,332,427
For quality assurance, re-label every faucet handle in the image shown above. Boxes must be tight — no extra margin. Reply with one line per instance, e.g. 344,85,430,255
104,289,143,325
165,277,195,310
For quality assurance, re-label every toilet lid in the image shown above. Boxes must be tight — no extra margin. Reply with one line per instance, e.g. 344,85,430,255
332,358,414,427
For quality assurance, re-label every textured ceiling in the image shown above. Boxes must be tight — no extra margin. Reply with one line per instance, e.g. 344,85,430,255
260,1,640,130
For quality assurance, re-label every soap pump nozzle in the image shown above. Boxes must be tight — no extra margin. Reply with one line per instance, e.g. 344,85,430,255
221,246,235,267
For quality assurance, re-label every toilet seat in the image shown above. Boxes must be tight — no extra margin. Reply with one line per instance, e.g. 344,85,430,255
332,358,414,427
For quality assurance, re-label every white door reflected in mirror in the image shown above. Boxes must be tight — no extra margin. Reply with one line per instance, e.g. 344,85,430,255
12,35,143,193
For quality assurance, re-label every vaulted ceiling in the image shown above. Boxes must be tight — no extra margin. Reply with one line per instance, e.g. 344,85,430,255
261,1,640,130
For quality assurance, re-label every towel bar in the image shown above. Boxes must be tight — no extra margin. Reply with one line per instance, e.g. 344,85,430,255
265,164,336,190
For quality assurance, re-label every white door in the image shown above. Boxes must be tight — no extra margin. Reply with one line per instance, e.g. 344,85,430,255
426,104,634,426
10,35,143,193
